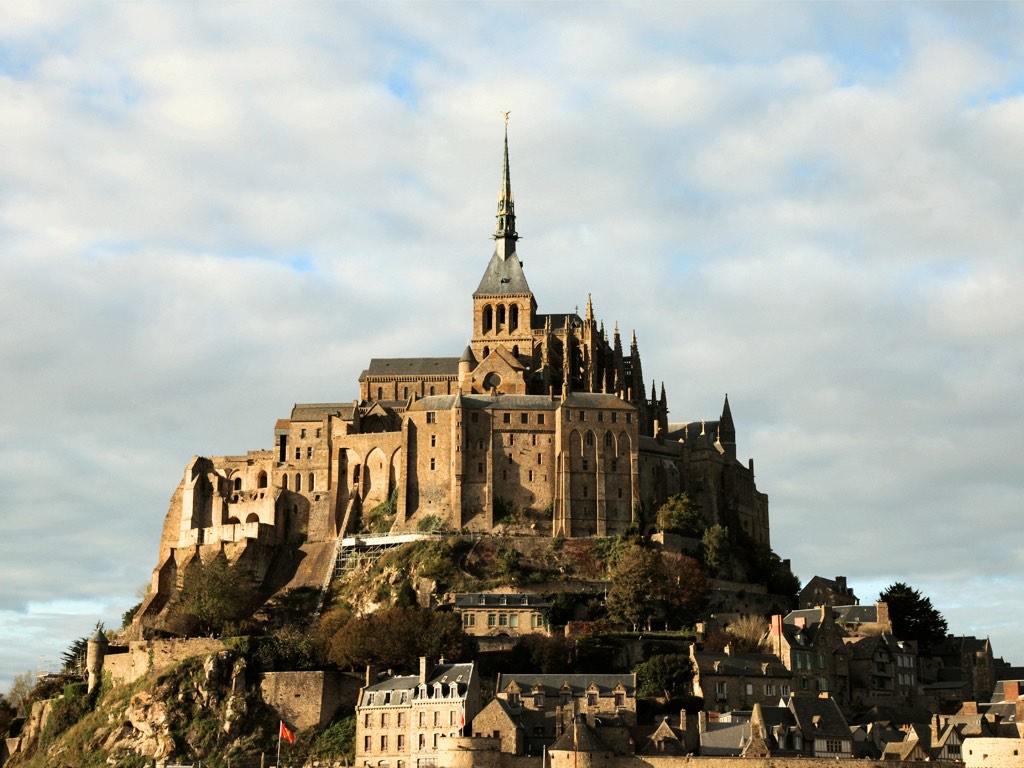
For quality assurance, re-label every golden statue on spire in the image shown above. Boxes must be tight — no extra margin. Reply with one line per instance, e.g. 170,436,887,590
501,110,511,125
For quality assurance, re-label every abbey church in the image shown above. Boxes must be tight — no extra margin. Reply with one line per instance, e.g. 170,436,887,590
139,129,771,627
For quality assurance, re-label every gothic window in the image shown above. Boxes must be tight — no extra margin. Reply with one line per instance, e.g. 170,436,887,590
586,432,594,446
430,435,436,447
483,346,490,358
483,305,493,333
478,462,484,474
430,458,436,471
604,432,613,447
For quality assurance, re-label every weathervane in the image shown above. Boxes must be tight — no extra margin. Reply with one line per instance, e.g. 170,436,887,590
501,110,511,125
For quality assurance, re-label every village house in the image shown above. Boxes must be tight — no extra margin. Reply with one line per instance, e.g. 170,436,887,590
743,695,853,758
452,593,550,638
689,643,794,714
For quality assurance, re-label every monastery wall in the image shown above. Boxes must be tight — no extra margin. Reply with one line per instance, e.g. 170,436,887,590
103,638,226,687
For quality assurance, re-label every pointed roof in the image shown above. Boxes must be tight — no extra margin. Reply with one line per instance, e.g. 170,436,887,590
474,248,533,295
460,345,475,364
549,718,613,753
494,120,518,243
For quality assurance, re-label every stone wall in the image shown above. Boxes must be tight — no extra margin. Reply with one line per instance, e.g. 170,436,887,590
103,638,226,687
963,737,1024,768
259,670,360,730
430,753,946,768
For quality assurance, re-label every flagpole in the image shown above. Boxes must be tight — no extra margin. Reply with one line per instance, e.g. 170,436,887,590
277,720,282,768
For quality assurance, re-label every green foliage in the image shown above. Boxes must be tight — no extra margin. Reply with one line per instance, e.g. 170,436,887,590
171,553,257,636
635,654,693,699
327,605,477,673
41,682,94,744
121,601,143,628
494,497,520,525
501,634,573,674
416,514,445,532
364,487,399,534
879,582,949,651
311,714,356,761
545,591,607,627
701,524,731,578
656,493,706,537
227,626,323,672
606,544,664,630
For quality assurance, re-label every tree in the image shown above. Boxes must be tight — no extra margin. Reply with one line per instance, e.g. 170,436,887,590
606,544,665,631
879,582,948,651
701,524,731,578
171,553,257,636
655,494,706,538
661,553,709,627
635,654,693,699
6,671,34,712
327,606,476,672
725,615,768,652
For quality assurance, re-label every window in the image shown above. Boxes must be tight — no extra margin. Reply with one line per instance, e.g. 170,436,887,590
780,685,790,696
365,736,372,752
418,712,425,727
378,387,384,399
537,453,542,464
478,462,484,474
488,613,496,627
307,446,313,459
800,677,809,690
764,684,775,696
398,713,406,726
597,412,603,422
528,470,534,481
587,693,598,706
586,432,594,446
397,735,405,749
582,459,589,470
503,413,511,424
295,447,301,460
715,682,727,699
560,692,570,705
499,614,508,626
295,473,301,492
429,386,435,396
463,614,475,627
745,684,753,695
426,412,436,424
510,614,519,627
604,433,613,447
617,488,623,498
565,411,571,422
477,439,484,450
433,734,439,748
381,713,389,727
430,458,435,471
533,693,543,707
610,458,617,471
825,740,843,753
579,411,585,421
430,435,436,447
258,471,268,488
626,413,632,423
471,412,479,423
283,474,288,490
611,412,617,423
316,427,321,438
614,693,625,707
418,733,426,748
233,476,242,491
509,434,514,445
538,413,545,425
309,473,315,492
300,428,307,438
365,713,372,727
433,712,440,727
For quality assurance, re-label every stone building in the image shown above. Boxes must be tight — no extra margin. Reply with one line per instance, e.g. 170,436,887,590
355,658,480,768
689,643,794,714
136,128,774,630
452,593,550,638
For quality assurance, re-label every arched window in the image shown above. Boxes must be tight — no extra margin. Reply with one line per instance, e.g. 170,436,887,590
510,304,519,331
282,474,289,490
483,346,490,358
377,386,383,400
403,386,409,399
309,473,315,492
233,476,242,491
429,386,435,396
512,345,519,358
257,471,268,488
295,473,301,492
246,512,259,524
496,304,506,329
482,305,493,333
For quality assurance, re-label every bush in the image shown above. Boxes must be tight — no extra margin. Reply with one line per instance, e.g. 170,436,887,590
311,714,356,760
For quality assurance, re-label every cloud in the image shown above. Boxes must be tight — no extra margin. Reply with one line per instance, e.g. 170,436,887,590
2,2,1024,691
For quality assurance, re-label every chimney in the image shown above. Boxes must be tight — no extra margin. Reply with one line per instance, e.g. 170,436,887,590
959,702,978,715
836,576,847,590
419,656,433,685
819,605,833,625
366,664,378,687
876,601,891,632
1004,681,1021,701
771,615,784,637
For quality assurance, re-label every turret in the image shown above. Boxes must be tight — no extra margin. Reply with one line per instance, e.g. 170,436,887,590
458,344,474,385
86,626,108,693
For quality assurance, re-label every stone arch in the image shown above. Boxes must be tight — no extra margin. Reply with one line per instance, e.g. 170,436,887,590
482,304,493,333
246,512,260,524
233,476,242,491
227,516,241,525
257,471,268,488
364,446,389,508
510,303,519,332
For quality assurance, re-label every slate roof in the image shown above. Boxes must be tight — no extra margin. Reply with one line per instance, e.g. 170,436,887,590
699,722,751,755
362,662,474,704
693,650,789,677
549,719,612,753
561,392,635,410
665,421,722,447
532,312,583,330
290,403,356,421
359,358,462,379
496,673,634,697
474,250,533,296
785,604,879,627
787,695,851,740
454,593,550,608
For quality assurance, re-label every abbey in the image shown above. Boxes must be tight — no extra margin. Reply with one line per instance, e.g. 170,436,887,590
139,129,770,626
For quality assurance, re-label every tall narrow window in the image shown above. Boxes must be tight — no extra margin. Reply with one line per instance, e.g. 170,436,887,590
483,305,493,333
496,304,506,328
377,386,383,399
295,473,301,492
309,473,315,492
510,304,519,331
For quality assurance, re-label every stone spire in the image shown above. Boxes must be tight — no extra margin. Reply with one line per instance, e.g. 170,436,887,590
493,119,518,257
719,394,737,459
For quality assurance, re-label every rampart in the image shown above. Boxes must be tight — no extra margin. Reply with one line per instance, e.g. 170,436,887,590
258,670,361,730
103,638,226,686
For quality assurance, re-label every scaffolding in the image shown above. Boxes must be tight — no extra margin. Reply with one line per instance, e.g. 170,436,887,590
332,532,444,579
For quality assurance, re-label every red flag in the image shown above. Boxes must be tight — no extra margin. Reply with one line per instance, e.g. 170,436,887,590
280,720,296,745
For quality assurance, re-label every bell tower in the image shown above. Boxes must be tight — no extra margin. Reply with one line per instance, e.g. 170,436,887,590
470,117,537,384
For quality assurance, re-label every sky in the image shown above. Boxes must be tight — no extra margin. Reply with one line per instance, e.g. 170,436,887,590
2,1,1023,693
